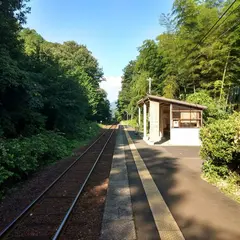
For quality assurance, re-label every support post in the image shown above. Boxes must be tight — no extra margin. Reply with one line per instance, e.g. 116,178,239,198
170,104,172,128
160,105,163,138
169,104,172,141
138,107,141,130
143,103,147,139
149,101,160,142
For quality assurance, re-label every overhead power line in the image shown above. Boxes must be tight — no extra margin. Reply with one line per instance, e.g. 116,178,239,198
186,0,238,58
190,16,240,66
218,17,240,39
214,3,240,32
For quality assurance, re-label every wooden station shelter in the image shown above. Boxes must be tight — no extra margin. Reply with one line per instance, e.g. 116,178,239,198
137,95,207,146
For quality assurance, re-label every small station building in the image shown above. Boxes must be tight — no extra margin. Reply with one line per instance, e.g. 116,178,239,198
137,95,207,146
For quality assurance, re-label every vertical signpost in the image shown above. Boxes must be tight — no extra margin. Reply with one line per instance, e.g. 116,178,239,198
138,107,141,131
143,103,147,139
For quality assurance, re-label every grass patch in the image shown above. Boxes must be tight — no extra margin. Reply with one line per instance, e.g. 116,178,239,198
202,172,240,203
121,119,138,128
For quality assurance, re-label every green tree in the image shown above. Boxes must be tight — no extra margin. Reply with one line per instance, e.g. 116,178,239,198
117,0,240,120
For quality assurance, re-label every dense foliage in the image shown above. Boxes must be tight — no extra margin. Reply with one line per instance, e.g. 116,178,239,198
117,0,240,120
0,0,111,197
0,122,100,198
201,112,240,176
1,28,111,138
186,90,228,122
200,112,240,201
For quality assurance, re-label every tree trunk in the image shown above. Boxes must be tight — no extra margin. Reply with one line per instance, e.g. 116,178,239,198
220,51,230,101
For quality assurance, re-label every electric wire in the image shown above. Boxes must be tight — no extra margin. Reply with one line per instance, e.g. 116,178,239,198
186,0,239,58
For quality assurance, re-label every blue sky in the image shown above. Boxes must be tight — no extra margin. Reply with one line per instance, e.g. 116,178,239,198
26,0,173,102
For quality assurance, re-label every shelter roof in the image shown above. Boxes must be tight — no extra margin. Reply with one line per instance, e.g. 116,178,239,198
137,95,207,110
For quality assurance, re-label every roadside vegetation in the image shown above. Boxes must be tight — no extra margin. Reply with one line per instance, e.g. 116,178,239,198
121,119,138,128
116,0,240,202
0,1,111,199
201,112,240,202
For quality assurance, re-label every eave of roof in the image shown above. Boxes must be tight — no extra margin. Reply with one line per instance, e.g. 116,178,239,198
137,95,207,110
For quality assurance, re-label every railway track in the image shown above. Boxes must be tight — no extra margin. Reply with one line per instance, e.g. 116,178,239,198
0,125,116,239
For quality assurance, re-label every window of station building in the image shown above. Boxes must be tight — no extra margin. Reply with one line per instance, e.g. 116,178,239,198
172,105,202,128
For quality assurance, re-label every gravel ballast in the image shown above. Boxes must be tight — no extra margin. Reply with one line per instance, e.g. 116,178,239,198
0,126,115,239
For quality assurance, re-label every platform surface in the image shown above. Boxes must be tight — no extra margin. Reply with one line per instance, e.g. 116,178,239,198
101,125,240,240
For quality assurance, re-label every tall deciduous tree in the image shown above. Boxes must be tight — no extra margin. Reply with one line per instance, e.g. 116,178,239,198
0,1,111,138
117,0,240,120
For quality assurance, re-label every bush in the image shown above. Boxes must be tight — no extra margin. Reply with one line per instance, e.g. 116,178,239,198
0,131,72,196
121,119,138,128
0,122,101,199
186,91,228,123
76,121,100,140
200,112,240,177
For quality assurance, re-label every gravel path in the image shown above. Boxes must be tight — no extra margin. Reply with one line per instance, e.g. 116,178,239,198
60,131,116,239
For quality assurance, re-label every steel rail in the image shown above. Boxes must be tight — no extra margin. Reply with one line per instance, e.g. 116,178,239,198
52,127,115,239
0,125,114,238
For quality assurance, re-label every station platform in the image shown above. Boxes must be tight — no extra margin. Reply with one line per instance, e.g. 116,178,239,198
101,125,240,240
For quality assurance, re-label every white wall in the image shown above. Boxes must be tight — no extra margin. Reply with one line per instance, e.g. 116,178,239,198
149,101,161,142
170,128,201,146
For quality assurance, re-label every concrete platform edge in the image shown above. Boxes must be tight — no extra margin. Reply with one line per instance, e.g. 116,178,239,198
100,127,137,240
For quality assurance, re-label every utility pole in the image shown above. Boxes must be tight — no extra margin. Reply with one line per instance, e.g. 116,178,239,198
124,110,128,127
147,78,152,94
